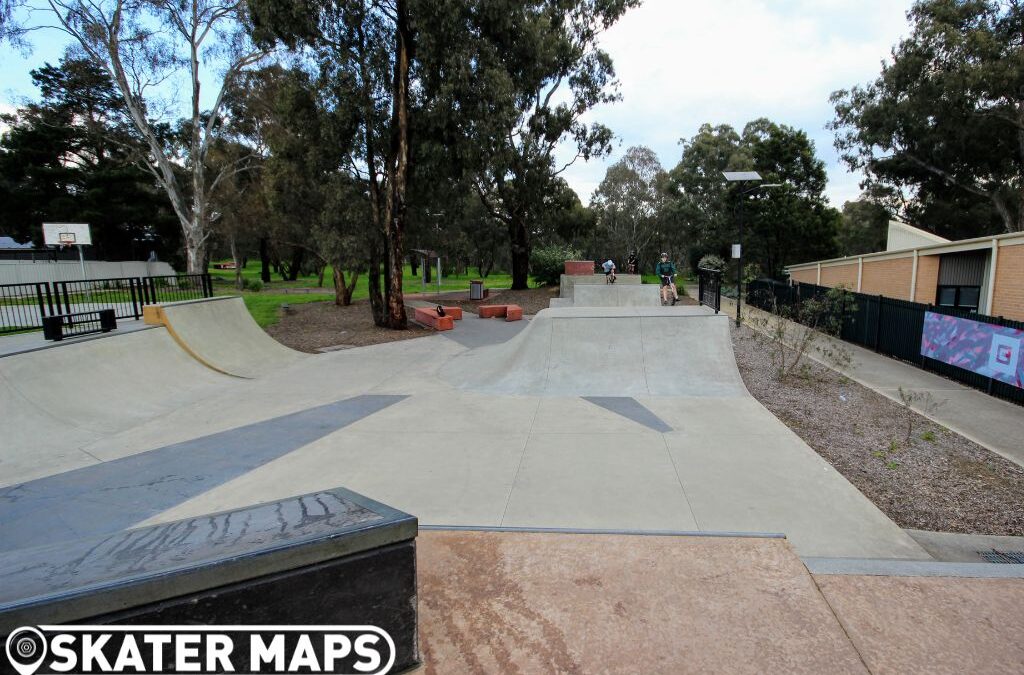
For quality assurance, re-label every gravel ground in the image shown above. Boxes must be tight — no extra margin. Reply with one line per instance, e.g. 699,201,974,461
731,324,1024,536
266,300,430,353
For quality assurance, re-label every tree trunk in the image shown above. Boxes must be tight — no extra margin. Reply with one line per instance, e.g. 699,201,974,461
184,229,207,275
509,219,530,290
285,247,305,282
259,238,271,282
368,240,385,325
409,253,418,276
229,233,243,291
345,270,360,305
333,266,360,307
381,0,412,330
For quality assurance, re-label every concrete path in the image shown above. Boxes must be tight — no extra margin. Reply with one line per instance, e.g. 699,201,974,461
706,292,1024,467
417,529,1024,674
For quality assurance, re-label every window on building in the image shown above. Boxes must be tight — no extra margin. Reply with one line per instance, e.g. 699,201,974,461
936,285,981,311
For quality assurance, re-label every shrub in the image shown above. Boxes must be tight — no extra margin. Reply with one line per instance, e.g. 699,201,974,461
530,244,582,286
243,278,263,293
698,253,726,272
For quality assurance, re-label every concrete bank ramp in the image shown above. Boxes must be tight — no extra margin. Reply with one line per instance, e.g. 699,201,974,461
444,306,744,396
0,328,233,485
567,283,661,307
145,296,306,378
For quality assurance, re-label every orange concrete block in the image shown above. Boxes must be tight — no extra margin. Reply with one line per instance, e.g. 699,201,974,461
478,305,508,318
443,306,463,320
413,306,454,331
505,305,523,322
564,260,595,276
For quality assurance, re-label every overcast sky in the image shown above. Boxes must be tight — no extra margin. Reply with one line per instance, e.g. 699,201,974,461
554,0,916,207
1,0,916,207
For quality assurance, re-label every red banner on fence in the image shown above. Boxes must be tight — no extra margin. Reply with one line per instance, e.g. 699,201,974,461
921,312,1024,389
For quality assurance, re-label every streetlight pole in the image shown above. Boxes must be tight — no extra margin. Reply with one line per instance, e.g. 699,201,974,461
722,172,781,326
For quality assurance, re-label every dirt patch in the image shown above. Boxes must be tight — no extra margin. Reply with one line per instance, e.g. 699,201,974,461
266,299,430,353
419,286,559,316
731,324,1024,536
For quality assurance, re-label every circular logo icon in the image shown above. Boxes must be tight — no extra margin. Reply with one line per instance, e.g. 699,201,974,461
5,627,47,675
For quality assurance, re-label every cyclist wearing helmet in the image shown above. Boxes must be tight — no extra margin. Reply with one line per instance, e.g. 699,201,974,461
655,252,678,305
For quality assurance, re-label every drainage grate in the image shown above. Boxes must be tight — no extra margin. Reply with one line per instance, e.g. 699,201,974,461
979,549,1024,564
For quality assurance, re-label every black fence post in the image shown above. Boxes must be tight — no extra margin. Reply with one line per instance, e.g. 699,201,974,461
872,295,882,351
129,278,142,319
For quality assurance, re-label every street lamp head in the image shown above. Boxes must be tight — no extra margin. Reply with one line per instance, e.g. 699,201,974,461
760,183,783,189
722,171,762,182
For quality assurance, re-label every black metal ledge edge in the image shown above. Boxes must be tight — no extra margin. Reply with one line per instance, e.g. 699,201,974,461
0,486,416,632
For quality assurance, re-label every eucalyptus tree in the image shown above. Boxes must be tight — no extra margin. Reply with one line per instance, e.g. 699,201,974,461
249,0,413,327
590,146,668,266
830,0,1024,234
15,0,269,272
423,0,638,289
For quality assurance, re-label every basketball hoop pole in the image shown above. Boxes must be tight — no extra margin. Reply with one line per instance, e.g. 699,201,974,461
77,244,86,281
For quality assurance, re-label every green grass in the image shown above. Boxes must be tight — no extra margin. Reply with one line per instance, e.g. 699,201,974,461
227,291,332,328
210,261,538,327
209,261,528,295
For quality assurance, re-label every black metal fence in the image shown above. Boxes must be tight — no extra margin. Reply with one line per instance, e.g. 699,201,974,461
747,279,1024,405
697,267,722,313
0,273,212,334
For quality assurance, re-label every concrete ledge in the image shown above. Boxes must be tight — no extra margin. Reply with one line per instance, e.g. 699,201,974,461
0,487,417,633
804,557,1024,578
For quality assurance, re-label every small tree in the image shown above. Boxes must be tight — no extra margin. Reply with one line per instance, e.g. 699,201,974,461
749,285,855,381
530,244,581,287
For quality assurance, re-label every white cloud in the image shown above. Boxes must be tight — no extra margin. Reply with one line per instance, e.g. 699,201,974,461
556,0,914,206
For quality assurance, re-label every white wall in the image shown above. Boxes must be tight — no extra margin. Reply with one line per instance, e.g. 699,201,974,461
0,261,177,285
886,221,950,252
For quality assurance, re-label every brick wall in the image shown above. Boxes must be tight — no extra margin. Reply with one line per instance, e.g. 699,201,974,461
914,255,940,304
860,257,914,300
789,268,817,284
819,263,858,289
992,245,1024,321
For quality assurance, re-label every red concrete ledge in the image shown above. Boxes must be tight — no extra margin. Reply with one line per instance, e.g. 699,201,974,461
478,305,523,322
413,306,462,331
565,260,595,276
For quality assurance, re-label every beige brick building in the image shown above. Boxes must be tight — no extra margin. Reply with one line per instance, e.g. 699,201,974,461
786,222,1024,321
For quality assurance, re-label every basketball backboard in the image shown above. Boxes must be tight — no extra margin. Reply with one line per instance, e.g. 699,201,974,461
43,222,92,246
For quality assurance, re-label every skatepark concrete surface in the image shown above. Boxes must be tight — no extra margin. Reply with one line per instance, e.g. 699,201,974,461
0,287,932,559
5,284,1023,669
417,529,1024,674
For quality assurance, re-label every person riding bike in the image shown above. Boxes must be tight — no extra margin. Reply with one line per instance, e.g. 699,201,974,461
602,259,617,283
626,251,638,275
655,253,678,305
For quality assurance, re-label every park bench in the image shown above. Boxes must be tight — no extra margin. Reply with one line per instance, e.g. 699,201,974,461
413,305,462,331
478,304,523,321
41,308,116,341
0,486,420,672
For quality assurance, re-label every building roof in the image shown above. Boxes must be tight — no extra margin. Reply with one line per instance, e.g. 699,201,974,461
786,229,1024,272
0,236,33,249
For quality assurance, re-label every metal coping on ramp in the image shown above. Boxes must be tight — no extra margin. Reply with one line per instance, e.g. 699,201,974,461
144,301,243,377
419,525,787,538
143,295,305,378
